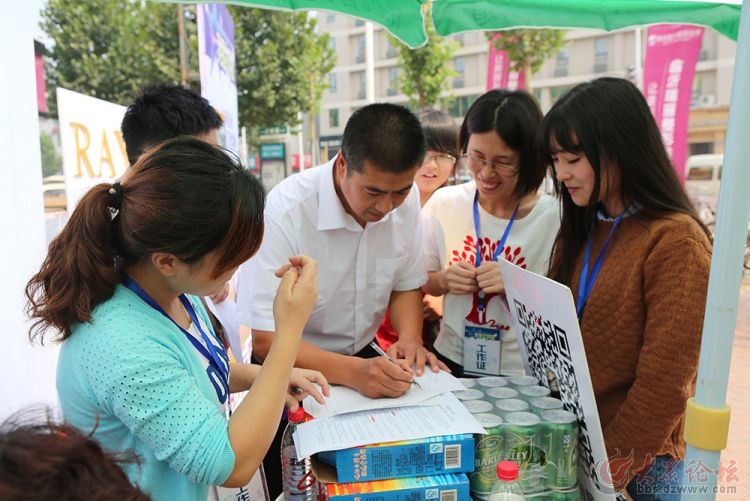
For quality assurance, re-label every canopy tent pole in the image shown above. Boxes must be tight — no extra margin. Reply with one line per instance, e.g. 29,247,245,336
683,1,750,499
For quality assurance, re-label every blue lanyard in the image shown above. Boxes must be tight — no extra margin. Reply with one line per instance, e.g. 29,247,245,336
576,213,626,319
122,276,229,400
472,190,519,267
472,190,519,310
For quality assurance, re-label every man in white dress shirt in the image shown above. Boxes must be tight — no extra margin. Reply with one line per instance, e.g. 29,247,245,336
238,103,445,394
236,103,446,497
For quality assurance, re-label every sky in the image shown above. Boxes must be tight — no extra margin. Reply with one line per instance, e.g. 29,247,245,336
30,0,49,44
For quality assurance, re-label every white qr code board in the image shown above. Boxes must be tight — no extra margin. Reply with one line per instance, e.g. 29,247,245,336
499,260,615,501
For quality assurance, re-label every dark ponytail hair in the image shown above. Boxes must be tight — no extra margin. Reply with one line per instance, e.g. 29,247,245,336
25,137,265,343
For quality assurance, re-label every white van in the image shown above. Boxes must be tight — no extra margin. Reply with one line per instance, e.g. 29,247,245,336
685,154,723,219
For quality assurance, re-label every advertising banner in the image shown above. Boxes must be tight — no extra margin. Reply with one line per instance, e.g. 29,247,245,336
486,34,526,91
57,87,127,211
197,4,240,155
643,24,704,180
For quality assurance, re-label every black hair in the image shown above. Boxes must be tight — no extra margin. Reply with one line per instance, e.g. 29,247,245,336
341,103,426,174
418,108,460,183
121,84,223,164
540,77,711,284
459,89,545,198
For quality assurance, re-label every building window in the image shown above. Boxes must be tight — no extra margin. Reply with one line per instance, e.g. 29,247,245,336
326,12,335,22
386,39,398,59
593,38,609,73
357,71,367,100
356,35,365,63
328,37,336,51
446,94,479,117
453,57,465,88
329,109,339,128
554,48,569,77
329,73,337,93
355,18,365,27
454,34,465,47
550,85,574,106
387,68,399,96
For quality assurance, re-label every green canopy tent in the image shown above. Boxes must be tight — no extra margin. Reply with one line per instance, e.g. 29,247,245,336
168,0,741,47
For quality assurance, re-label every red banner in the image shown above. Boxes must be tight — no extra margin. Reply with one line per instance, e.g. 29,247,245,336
643,24,704,180
486,35,526,91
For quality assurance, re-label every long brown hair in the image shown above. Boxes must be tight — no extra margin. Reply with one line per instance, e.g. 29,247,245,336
25,137,265,343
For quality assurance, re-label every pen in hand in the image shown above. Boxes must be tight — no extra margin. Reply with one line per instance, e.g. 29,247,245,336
368,341,423,389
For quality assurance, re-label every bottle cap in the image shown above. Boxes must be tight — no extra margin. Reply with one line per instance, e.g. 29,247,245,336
497,460,520,481
288,407,307,423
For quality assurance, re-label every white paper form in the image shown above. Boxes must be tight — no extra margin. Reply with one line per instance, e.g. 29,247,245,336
293,392,486,458
302,369,465,418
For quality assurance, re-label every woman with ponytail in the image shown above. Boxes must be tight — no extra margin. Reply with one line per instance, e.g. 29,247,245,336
25,137,328,501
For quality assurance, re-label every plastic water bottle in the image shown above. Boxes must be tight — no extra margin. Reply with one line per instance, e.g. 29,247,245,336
488,460,526,501
281,407,319,500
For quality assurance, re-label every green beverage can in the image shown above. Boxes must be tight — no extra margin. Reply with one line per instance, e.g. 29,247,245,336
471,413,504,499
477,376,510,388
546,486,581,500
463,399,494,414
454,388,484,401
459,377,478,389
502,411,545,494
541,409,579,490
494,398,530,416
508,375,539,387
518,385,552,400
529,396,564,416
485,386,519,400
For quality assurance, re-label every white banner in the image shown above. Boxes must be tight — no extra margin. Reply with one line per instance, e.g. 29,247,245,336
57,88,127,211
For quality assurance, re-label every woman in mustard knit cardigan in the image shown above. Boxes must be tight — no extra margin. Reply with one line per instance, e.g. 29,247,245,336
541,77,712,500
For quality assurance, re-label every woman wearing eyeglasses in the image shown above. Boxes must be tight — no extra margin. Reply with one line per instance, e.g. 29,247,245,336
421,89,560,377
376,108,461,352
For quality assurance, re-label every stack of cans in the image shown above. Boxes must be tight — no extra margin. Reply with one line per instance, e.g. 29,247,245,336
456,377,580,501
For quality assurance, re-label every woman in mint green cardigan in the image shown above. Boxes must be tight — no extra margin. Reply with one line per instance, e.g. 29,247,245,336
25,137,328,501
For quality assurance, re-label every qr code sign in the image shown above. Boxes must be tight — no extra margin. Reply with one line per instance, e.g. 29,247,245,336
513,298,603,492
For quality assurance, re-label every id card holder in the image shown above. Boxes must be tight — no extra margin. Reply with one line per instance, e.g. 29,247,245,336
463,319,502,376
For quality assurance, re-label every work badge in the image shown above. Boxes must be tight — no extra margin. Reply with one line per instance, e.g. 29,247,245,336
463,291,502,376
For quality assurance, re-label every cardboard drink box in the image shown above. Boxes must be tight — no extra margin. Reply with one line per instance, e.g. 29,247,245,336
316,434,474,483
322,473,470,501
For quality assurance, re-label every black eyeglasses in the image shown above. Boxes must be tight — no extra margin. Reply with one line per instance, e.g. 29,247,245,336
462,151,519,176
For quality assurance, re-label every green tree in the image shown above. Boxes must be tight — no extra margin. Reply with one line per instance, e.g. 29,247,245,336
40,1,334,150
390,14,459,109
228,7,336,150
39,132,62,178
486,29,566,90
40,0,189,114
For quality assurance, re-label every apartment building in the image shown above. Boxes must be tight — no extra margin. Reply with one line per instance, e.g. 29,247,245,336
316,13,736,161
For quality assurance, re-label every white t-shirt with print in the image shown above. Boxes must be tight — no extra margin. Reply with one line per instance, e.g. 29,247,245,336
422,181,560,374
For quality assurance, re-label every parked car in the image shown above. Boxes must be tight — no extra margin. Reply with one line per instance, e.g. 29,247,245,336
42,175,67,212
685,154,723,222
